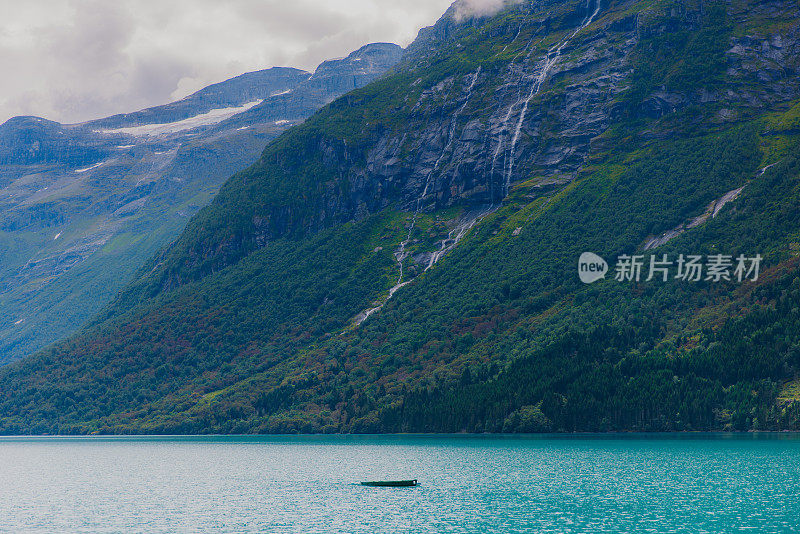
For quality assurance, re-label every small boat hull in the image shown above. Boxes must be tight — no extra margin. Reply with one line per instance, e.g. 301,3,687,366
361,479,418,487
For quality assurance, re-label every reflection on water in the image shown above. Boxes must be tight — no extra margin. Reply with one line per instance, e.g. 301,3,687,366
0,434,798,533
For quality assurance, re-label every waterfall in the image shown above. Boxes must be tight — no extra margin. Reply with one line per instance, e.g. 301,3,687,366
395,67,482,286
502,0,601,198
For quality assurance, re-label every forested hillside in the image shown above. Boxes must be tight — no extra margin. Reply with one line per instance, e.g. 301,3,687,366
1,0,799,434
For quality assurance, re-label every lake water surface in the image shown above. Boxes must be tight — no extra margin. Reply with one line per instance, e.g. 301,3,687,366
0,434,798,533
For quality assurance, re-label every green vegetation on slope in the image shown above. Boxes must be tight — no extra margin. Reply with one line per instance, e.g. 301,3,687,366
0,0,799,434
624,2,733,115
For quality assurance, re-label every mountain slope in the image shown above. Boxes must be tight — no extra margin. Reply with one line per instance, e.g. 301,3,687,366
1,0,799,434
0,43,402,364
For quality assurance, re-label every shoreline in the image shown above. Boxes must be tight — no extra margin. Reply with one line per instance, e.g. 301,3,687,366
2,431,799,441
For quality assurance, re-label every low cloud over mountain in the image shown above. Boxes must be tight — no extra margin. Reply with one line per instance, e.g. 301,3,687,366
0,0,451,125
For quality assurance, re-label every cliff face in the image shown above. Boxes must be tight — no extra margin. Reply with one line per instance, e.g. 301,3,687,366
1,0,800,435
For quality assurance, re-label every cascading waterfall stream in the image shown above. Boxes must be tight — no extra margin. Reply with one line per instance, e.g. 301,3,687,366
394,67,482,285
500,26,523,55
425,214,480,271
503,0,601,198
488,32,546,198
492,0,601,202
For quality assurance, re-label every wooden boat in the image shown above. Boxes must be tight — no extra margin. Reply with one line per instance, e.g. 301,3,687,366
360,479,418,487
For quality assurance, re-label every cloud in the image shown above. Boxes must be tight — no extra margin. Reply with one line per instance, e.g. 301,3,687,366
0,0,454,125
452,0,523,21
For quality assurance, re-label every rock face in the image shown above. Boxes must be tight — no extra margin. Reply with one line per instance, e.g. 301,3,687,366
243,0,800,238
295,1,629,226
0,42,403,364
310,43,406,96
364,0,800,214
0,117,109,166
219,43,404,130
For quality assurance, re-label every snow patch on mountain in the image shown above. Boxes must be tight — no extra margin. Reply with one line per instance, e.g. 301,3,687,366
99,100,263,137
75,161,105,173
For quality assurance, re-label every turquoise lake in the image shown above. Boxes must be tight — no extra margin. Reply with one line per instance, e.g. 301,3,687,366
0,434,798,533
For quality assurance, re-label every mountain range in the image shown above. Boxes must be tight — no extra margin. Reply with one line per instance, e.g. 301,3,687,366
0,0,799,435
0,42,403,363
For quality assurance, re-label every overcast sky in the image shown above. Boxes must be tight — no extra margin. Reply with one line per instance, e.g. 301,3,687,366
0,0,456,125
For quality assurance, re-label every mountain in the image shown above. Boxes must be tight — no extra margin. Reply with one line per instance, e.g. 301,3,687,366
0,42,403,364
1,0,799,435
